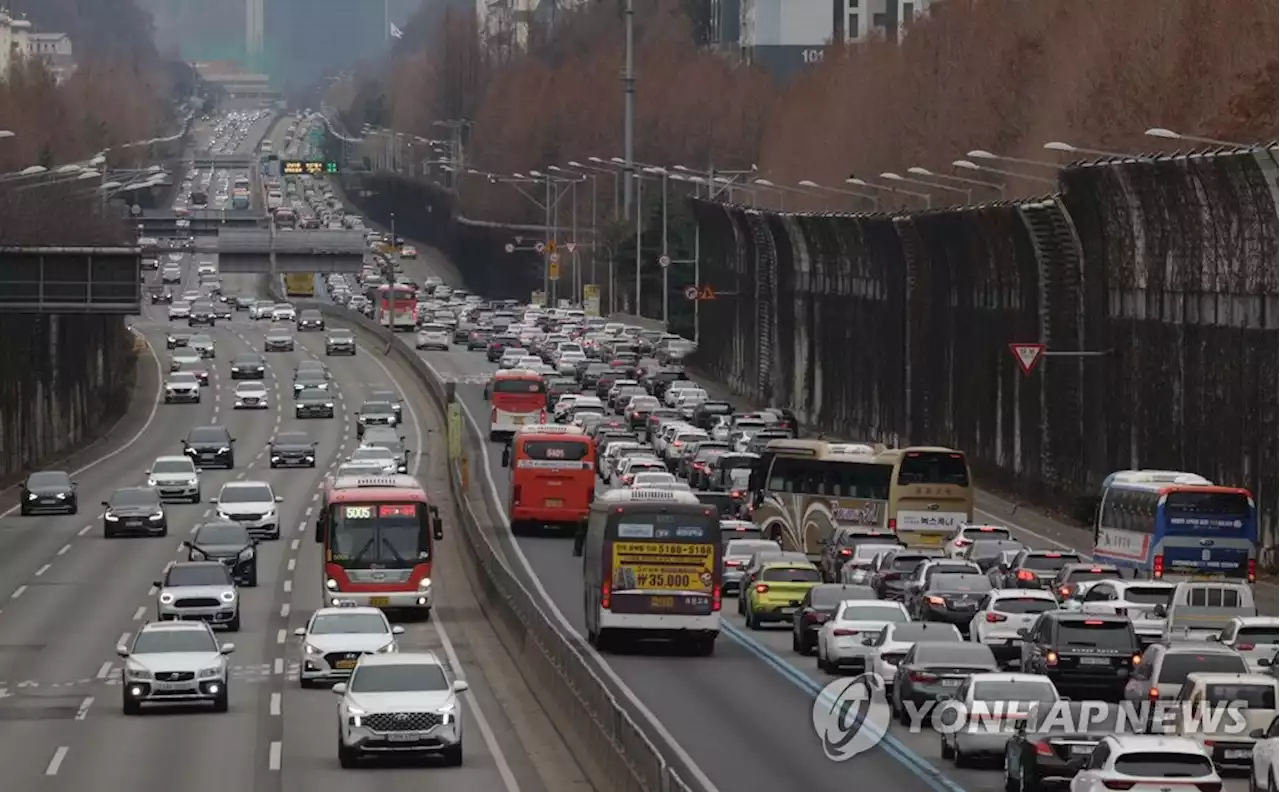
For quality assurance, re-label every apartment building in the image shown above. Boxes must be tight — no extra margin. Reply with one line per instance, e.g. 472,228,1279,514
0,11,75,84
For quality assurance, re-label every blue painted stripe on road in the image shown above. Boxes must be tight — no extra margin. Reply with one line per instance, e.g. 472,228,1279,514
721,621,969,792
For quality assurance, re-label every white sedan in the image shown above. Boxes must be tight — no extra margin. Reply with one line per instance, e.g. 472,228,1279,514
233,382,269,409
271,304,296,321
294,605,404,687
815,600,910,674
415,324,450,350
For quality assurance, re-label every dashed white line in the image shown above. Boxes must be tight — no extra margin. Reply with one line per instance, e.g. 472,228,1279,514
189,525,199,534
273,657,284,675
276,628,286,644
131,606,146,621
287,558,296,572
310,492,319,501
280,603,290,617
78,525,92,537
95,661,114,679
11,585,27,599
290,538,300,551
270,692,281,716
296,520,306,533
282,579,292,593
117,631,131,647
45,746,69,776
202,508,211,518
75,696,94,721
34,564,50,577
57,543,70,556
303,506,313,518
268,740,282,771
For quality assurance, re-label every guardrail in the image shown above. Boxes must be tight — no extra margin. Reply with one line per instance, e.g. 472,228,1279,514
265,277,701,792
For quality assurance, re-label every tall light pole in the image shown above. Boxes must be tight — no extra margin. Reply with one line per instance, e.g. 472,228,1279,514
633,172,643,314
1144,127,1252,149
622,0,635,219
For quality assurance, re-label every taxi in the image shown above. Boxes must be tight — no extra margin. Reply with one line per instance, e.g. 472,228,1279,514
293,604,405,688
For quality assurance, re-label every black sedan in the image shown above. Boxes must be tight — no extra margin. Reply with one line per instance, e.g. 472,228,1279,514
911,573,992,634
184,521,258,586
890,642,999,721
1005,702,1129,790
20,470,78,515
150,288,174,304
294,388,335,419
165,330,191,350
296,309,325,331
229,354,266,380
182,426,235,469
270,432,317,467
791,583,876,655
102,486,167,538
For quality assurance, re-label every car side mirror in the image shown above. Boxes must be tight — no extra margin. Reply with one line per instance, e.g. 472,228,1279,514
331,682,347,695
195,468,203,473
293,627,306,637
115,645,129,657
1250,727,1267,739
218,642,235,654
1259,657,1272,668
391,625,406,635
145,469,152,476
1016,628,1030,638
209,498,218,504
452,680,470,693
180,540,191,549
275,495,284,503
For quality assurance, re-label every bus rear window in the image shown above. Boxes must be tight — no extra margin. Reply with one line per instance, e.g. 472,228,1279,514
611,512,716,541
522,441,589,461
493,379,546,395
1166,491,1251,516
897,451,970,486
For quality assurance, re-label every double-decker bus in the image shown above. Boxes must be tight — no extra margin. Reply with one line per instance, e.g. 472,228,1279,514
375,284,418,331
315,475,443,617
500,425,596,535
487,369,547,441
749,439,893,559
582,488,721,655
875,446,974,548
1092,470,1258,584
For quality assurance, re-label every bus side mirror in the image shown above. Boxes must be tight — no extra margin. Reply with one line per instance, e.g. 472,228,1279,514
501,446,511,467
429,505,443,540
1152,604,1167,618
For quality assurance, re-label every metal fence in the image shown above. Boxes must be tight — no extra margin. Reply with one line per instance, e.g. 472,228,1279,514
691,146,1279,564
267,278,702,792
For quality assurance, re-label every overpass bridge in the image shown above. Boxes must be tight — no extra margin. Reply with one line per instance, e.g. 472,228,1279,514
135,208,265,236
196,228,366,273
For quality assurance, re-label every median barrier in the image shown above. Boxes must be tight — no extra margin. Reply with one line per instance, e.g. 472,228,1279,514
265,276,701,792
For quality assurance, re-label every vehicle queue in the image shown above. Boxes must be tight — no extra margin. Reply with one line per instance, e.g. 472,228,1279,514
311,263,1279,792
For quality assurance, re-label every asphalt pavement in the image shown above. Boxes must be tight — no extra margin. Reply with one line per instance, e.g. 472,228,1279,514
0,259,541,791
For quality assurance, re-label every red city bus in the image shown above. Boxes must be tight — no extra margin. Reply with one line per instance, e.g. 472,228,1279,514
315,475,443,617
375,284,418,332
487,369,547,441
500,425,596,534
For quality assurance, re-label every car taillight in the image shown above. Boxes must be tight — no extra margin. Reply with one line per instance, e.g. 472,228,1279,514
1033,741,1054,757
888,517,896,531
926,595,946,606
986,612,1007,623
622,475,633,485
1130,653,1142,665
601,581,611,609
712,584,721,612
908,671,936,683
954,538,971,547
1045,651,1058,666
1247,558,1256,583
539,409,547,424
805,611,824,622
1148,687,1160,700
672,441,683,448
839,549,852,557
1237,643,1256,651
1058,586,1072,598
832,628,859,637
755,584,769,594
1017,570,1036,581
1101,782,1135,791
1153,553,1164,579
725,560,741,567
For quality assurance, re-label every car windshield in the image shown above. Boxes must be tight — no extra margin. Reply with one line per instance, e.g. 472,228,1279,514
188,428,228,444
236,383,266,393
196,523,249,545
1111,753,1215,778
233,356,261,366
726,540,779,557
310,613,389,635
349,663,448,693
166,565,231,587
219,484,273,503
1157,651,1249,682
840,605,908,622
275,433,310,446
972,680,1057,703
152,459,193,474
362,402,394,414
267,330,291,339
189,334,212,344
1235,626,1280,644
329,330,353,338
111,489,158,507
352,448,393,461
298,388,329,400
133,629,218,654
1121,586,1175,606
28,471,70,487
1055,620,1135,650
811,586,870,608
1064,567,1119,583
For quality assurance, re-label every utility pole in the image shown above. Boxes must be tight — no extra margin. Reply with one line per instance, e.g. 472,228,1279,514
659,168,668,328
570,179,579,304
622,0,635,219
543,176,552,298
633,173,643,313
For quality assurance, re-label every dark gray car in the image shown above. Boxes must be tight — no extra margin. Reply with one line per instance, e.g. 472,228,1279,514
293,388,334,419
270,431,318,466
230,354,265,380
20,470,78,516
890,641,999,719
184,521,257,586
102,486,167,538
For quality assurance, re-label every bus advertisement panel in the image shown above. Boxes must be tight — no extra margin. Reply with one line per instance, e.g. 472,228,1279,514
504,427,596,531
488,371,547,441
611,539,714,606
879,447,974,548
376,285,418,331
1094,478,1257,583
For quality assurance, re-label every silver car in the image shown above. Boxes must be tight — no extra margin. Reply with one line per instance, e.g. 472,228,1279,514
117,620,235,714
212,480,282,540
154,561,241,631
189,333,216,359
335,652,468,767
346,446,398,475
147,455,201,503
295,606,405,687
415,324,450,351
164,372,202,403
170,350,199,373
264,328,294,351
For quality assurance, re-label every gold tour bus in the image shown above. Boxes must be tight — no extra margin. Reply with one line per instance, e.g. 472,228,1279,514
875,446,974,548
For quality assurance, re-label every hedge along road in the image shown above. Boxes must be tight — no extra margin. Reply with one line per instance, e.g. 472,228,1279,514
341,240,957,792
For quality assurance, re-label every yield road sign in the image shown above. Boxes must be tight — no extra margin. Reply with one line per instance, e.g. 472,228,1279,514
683,285,698,300
565,242,577,253
1009,343,1045,375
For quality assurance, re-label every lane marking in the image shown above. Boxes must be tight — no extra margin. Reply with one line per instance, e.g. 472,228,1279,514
286,558,296,572
57,544,70,556
296,520,307,533
276,629,286,644
270,691,281,716
268,740,281,771
75,696,93,721
147,584,157,596
273,657,284,675
282,579,292,593
117,631,131,647
280,603,290,618
132,606,146,621
96,661,113,679
290,538,299,551
11,585,26,599
78,525,92,537
45,746,69,776
34,564,50,577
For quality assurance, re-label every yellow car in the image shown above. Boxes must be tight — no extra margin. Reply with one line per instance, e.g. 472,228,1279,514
743,561,822,629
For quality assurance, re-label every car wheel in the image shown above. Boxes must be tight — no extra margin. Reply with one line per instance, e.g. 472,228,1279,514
441,743,463,767
939,734,954,761
245,573,258,588
212,683,229,713
19,505,29,516
104,524,115,538
122,693,142,716
338,737,359,768
226,611,241,632
190,492,200,504
157,524,168,537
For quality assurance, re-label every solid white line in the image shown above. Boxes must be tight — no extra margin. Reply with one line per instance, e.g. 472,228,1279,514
34,564,50,576
268,741,281,771
282,579,292,593
78,525,91,537
10,585,26,599
75,696,93,721
0,334,163,519
45,746,69,776
280,603,290,617
95,661,113,679
276,629,286,644
57,544,70,556
132,606,146,621
270,692,281,716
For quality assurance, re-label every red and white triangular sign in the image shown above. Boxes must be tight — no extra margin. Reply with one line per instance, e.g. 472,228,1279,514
1009,343,1045,375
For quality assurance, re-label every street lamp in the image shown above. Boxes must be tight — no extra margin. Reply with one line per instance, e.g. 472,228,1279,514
967,149,1059,168
1043,141,1142,160
0,130,14,139
906,166,1004,200
953,160,1057,186
1144,127,1252,149
880,171,969,205
797,179,878,211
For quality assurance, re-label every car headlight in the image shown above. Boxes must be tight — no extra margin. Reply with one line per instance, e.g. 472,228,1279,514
26,492,36,500
55,492,66,499
198,667,221,679
147,478,158,487
218,446,230,453
219,591,236,603
159,593,175,604
325,578,339,591
126,668,153,680
105,512,119,521
150,510,164,520
438,702,457,724
417,577,432,591
238,547,255,561
375,642,396,654
304,642,322,655
324,403,333,408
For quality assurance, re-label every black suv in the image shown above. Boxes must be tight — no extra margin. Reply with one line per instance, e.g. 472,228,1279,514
229,354,265,380
149,286,173,304
1019,611,1141,698
184,521,258,586
269,432,318,467
188,301,216,327
182,426,236,469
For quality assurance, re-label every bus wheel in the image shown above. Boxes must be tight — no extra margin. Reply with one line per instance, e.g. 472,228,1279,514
690,636,715,657
510,520,523,537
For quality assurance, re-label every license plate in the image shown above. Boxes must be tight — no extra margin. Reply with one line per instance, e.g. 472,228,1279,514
369,597,390,607
1079,657,1111,665
512,416,525,424
1224,749,1249,759
954,601,977,610
1071,745,1093,755
941,678,962,686
545,499,564,507
917,535,943,545
779,607,796,615
385,732,421,742
335,660,357,669
153,681,186,691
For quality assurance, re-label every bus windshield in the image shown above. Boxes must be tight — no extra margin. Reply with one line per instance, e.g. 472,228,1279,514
329,502,429,568
897,450,970,486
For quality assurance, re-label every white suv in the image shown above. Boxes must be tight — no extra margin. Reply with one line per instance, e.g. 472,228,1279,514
212,481,282,540
334,652,468,767
117,620,235,715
